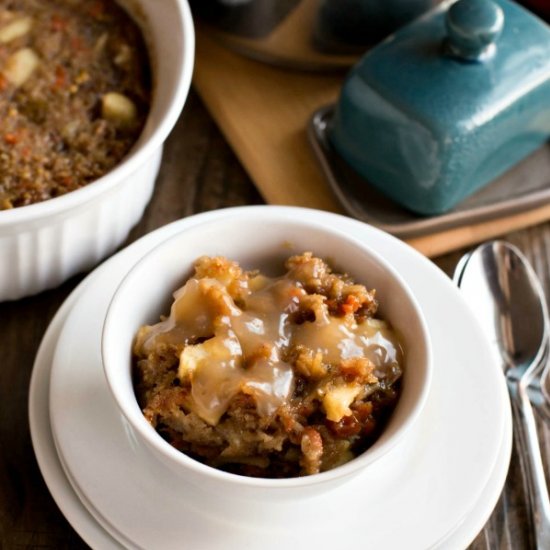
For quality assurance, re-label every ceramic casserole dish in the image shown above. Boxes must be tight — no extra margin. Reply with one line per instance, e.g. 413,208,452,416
0,0,194,301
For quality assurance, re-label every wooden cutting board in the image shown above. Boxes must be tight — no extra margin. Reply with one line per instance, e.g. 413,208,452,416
193,29,550,257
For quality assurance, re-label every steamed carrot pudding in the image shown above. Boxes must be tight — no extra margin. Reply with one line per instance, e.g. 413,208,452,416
133,253,404,478
0,0,151,209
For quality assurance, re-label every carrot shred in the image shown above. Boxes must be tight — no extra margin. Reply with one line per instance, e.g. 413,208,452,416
341,295,361,315
51,14,68,32
4,133,19,145
53,66,67,90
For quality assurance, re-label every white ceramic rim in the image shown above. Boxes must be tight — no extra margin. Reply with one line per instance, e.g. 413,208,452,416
102,211,433,491
0,0,195,227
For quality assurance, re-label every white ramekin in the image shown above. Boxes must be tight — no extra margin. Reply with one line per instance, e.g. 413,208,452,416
0,0,195,301
102,207,433,503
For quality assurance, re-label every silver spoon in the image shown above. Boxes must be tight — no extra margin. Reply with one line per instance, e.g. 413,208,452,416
454,252,550,423
454,241,550,548
527,342,550,426
541,356,550,408
527,344,550,423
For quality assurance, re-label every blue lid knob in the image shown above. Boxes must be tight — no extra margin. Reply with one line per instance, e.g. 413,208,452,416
446,0,504,61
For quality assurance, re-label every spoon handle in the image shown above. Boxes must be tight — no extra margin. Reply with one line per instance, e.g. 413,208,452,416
511,382,550,548
526,349,550,424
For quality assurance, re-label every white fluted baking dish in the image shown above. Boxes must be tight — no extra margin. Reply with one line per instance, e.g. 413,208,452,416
0,0,194,301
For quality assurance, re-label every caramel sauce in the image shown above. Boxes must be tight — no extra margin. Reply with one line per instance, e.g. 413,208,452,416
293,318,402,372
139,278,240,351
140,266,402,426
187,331,244,425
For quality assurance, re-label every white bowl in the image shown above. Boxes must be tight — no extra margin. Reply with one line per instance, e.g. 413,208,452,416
0,0,194,301
102,207,432,502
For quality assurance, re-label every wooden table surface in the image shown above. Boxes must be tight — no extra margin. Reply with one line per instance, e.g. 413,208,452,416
1,90,548,549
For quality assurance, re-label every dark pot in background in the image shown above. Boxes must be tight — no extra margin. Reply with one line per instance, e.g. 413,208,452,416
190,0,441,70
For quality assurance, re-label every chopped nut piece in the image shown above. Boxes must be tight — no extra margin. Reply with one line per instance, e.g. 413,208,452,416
0,17,32,43
323,384,362,422
101,92,137,125
294,347,327,378
300,427,323,475
94,32,108,54
114,43,131,66
340,357,378,383
75,70,90,84
3,48,39,87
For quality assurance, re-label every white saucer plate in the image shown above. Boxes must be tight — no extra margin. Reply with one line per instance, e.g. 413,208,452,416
31,206,512,549
28,276,120,549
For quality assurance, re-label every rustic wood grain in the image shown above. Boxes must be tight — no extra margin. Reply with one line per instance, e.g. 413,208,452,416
0,90,548,549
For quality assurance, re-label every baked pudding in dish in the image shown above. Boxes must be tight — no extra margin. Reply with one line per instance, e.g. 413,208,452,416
0,0,151,209
133,253,404,478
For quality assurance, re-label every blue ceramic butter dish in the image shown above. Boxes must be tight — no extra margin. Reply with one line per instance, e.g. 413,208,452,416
328,0,550,215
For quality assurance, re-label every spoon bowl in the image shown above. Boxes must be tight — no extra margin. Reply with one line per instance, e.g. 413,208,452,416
456,241,547,376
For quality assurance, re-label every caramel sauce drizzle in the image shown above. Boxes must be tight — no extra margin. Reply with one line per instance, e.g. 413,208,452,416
138,267,401,425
